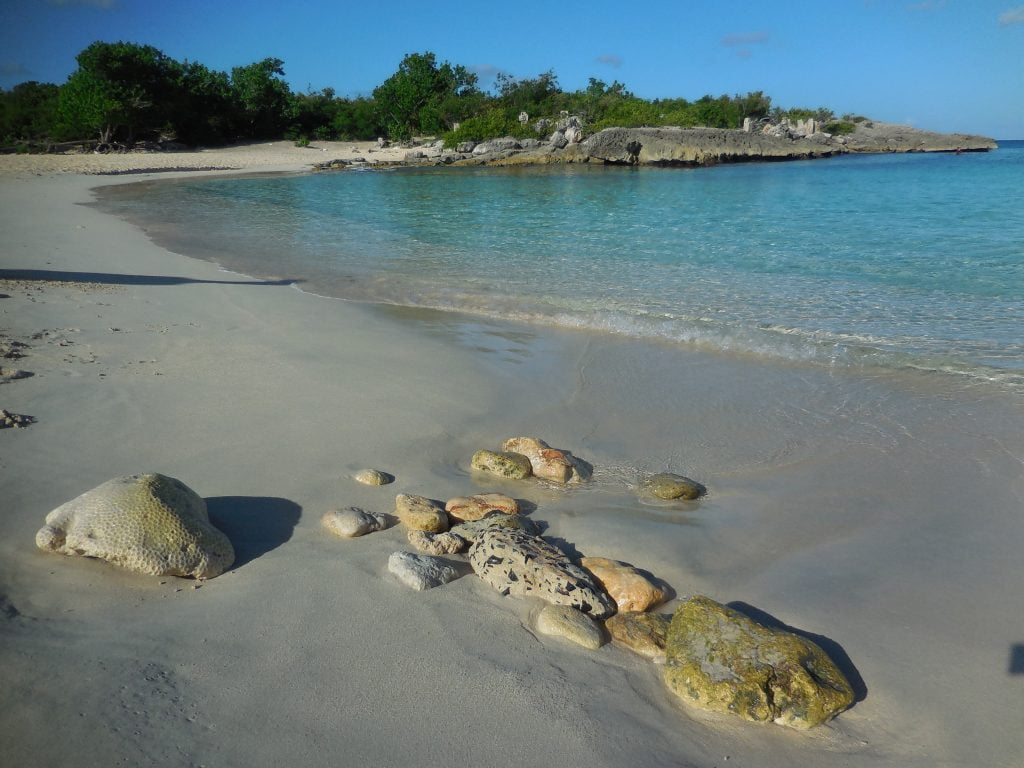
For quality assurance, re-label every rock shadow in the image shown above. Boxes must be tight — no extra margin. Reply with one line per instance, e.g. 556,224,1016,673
206,496,301,569
544,536,584,560
727,600,868,704
1010,644,1024,675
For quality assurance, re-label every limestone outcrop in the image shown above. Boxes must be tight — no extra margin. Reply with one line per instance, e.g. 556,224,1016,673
468,527,615,619
662,596,855,729
35,473,234,579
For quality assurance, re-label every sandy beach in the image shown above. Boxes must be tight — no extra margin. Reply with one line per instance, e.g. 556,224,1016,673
2,144,1023,768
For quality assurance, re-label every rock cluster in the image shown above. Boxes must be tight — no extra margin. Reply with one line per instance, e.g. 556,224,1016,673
472,436,589,485
35,473,234,579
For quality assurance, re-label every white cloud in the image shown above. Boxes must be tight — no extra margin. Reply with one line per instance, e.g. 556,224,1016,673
721,31,770,47
595,54,623,68
999,5,1024,25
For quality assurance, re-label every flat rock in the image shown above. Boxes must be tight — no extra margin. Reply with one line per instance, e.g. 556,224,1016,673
579,557,665,612
449,511,539,543
353,468,392,486
0,408,34,428
0,367,33,383
407,529,467,555
535,604,604,650
502,437,574,483
445,493,519,522
388,551,461,591
469,527,615,619
322,507,388,538
394,493,449,533
35,473,234,579
641,472,706,500
606,611,669,662
471,450,533,480
663,596,855,729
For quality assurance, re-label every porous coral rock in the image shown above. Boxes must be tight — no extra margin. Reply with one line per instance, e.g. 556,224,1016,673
449,511,539,543
470,450,532,480
469,527,615,619
444,493,519,523
535,604,604,650
394,493,449,533
606,611,669,663
35,473,234,579
579,557,665,612
663,596,855,729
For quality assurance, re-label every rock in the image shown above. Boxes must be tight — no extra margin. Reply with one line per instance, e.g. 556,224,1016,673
456,141,477,154
640,472,705,501
535,604,604,650
376,137,388,148
469,528,615,619
606,611,669,662
322,507,388,538
663,596,855,729
564,126,582,144
35,473,234,579
472,143,494,155
471,450,532,480
445,493,519,523
579,557,665,612
394,494,449,533
549,131,569,149
0,409,34,428
0,367,33,383
501,437,576,483
353,468,392,486
533,118,552,135
388,551,462,591
519,138,541,150
518,111,529,125
449,511,539,543
407,529,467,555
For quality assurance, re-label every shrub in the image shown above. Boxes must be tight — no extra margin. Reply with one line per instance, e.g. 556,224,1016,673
294,135,310,147
823,121,856,135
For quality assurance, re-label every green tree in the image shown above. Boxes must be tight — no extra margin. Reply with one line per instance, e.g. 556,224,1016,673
373,52,479,139
174,61,234,144
56,41,182,144
230,58,292,139
0,81,60,143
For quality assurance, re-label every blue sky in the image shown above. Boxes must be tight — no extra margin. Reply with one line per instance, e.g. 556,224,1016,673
2,0,1022,137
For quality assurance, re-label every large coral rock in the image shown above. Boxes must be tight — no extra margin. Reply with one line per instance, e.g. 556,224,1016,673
469,527,615,619
449,511,539,544
394,494,449,533
535,604,604,650
471,450,532,480
663,596,855,729
501,437,578,484
606,611,669,663
35,473,234,579
579,557,665,612
445,493,519,523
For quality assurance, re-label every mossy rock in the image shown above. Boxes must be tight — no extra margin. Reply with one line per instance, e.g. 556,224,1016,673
641,472,705,500
471,450,533,480
663,596,854,729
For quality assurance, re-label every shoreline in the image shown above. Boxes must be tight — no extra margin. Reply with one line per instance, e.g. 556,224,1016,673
2,162,1023,767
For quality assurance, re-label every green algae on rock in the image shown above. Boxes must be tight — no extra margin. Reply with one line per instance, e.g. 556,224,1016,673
35,473,234,579
471,449,533,480
663,596,855,730
640,472,706,501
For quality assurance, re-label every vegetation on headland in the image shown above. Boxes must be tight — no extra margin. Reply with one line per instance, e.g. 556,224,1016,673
1,41,857,151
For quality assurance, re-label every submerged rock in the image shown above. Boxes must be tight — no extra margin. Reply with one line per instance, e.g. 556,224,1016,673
445,493,519,522
35,473,234,579
579,557,665,612
663,596,855,729
469,527,615,619
535,604,604,650
388,551,462,591
606,611,669,663
502,437,574,483
353,468,392,486
407,529,467,555
640,472,706,501
322,507,388,538
471,450,533,480
394,494,449,533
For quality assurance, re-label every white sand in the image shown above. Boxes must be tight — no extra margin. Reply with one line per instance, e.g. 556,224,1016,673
1,155,1022,768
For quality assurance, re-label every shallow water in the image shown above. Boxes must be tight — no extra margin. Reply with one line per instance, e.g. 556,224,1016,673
98,144,1024,391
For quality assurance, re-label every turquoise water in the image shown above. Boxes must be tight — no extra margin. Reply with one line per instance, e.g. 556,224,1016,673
100,144,1024,388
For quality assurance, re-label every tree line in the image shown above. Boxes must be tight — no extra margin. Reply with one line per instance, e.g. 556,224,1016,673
0,41,846,151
